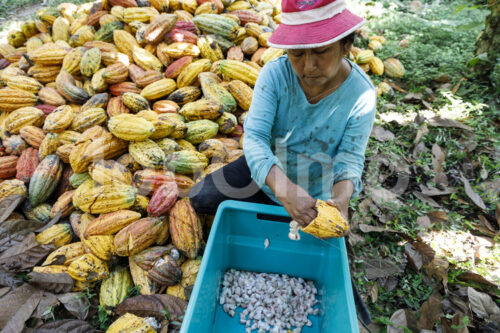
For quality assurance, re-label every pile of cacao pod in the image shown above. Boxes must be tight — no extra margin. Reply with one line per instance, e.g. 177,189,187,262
0,0,402,330
346,34,406,97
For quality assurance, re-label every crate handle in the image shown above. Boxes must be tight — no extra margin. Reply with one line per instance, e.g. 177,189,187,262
256,213,292,223
218,200,292,224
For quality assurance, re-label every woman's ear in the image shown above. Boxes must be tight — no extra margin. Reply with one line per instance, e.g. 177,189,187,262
342,40,353,56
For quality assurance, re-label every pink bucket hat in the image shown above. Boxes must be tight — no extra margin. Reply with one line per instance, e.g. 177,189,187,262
268,0,366,49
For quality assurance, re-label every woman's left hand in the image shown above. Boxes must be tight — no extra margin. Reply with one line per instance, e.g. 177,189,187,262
326,198,349,221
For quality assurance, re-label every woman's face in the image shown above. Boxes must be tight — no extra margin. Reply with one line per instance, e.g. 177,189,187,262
287,40,351,88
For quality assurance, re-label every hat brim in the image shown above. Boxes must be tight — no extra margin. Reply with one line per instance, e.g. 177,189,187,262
268,10,365,49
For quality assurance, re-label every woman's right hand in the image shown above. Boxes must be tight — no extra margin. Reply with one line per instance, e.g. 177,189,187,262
266,165,317,227
278,183,317,227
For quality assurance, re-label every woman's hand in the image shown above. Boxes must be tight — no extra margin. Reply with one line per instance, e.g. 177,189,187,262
326,198,349,221
279,183,317,227
266,165,317,227
328,180,354,221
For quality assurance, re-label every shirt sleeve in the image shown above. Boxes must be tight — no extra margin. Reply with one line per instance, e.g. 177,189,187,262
242,63,283,188
332,88,376,198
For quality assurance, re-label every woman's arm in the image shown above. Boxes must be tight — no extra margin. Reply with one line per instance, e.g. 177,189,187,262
266,165,317,227
243,63,317,226
326,179,353,220
329,88,377,216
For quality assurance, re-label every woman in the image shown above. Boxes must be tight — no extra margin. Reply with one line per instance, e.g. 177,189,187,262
189,0,376,228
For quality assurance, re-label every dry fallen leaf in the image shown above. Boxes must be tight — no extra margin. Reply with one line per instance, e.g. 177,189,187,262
405,242,435,271
0,284,43,332
32,319,103,333
363,257,404,280
460,173,486,210
467,287,500,324
414,124,429,144
0,266,22,288
387,309,418,333
116,294,187,321
32,291,59,320
428,116,473,131
457,272,496,288
28,272,75,294
369,282,379,303
416,215,432,233
441,313,469,333
0,233,55,272
371,126,395,142
419,184,455,196
424,256,449,291
417,293,443,330
0,195,23,225
368,187,402,208
57,293,90,321
413,192,441,208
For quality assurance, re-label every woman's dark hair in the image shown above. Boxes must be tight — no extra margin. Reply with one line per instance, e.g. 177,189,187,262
340,32,355,46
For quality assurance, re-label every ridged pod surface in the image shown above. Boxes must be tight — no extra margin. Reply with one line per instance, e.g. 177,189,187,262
35,223,74,247
184,119,219,144
69,135,128,173
0,156,19,180
43,105,74,133
384,58,405,78
5,107,45,134
193,14,239,39
129,139,166,168
199,72,237,112
166,150,209,174
0,179,27,202
114,217,165,256
301,199,349,239
29,155,63,206
169,198,203,258
167,86,200,105
99,266,133,308
6,76,43,94
42,241,86,266
121,92,150,113
16,147,40,183
219,59,260,86
140,78,177,100
106,313,156,333
227,79,253,111
19,126,45,148
82,235,116,260
73,180,137,214
108,114,154,141
179,99,224,121
177,59,212,88
129,257,158,295
71,107,107,132
67,253,109,282
50,190,75,218
132,47,163,72
147,182,179,216
85,209,142,236
0,88,38,112
216,112,238,134
89,159,133,185
144,13,177,44
148,255,182,286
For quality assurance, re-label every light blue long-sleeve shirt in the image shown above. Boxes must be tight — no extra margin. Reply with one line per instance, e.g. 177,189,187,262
243,56,376,204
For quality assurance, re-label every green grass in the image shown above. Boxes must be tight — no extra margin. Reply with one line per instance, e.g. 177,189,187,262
349,1,498,329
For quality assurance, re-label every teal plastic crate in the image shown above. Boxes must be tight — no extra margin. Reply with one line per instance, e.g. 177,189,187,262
181,200,358,332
